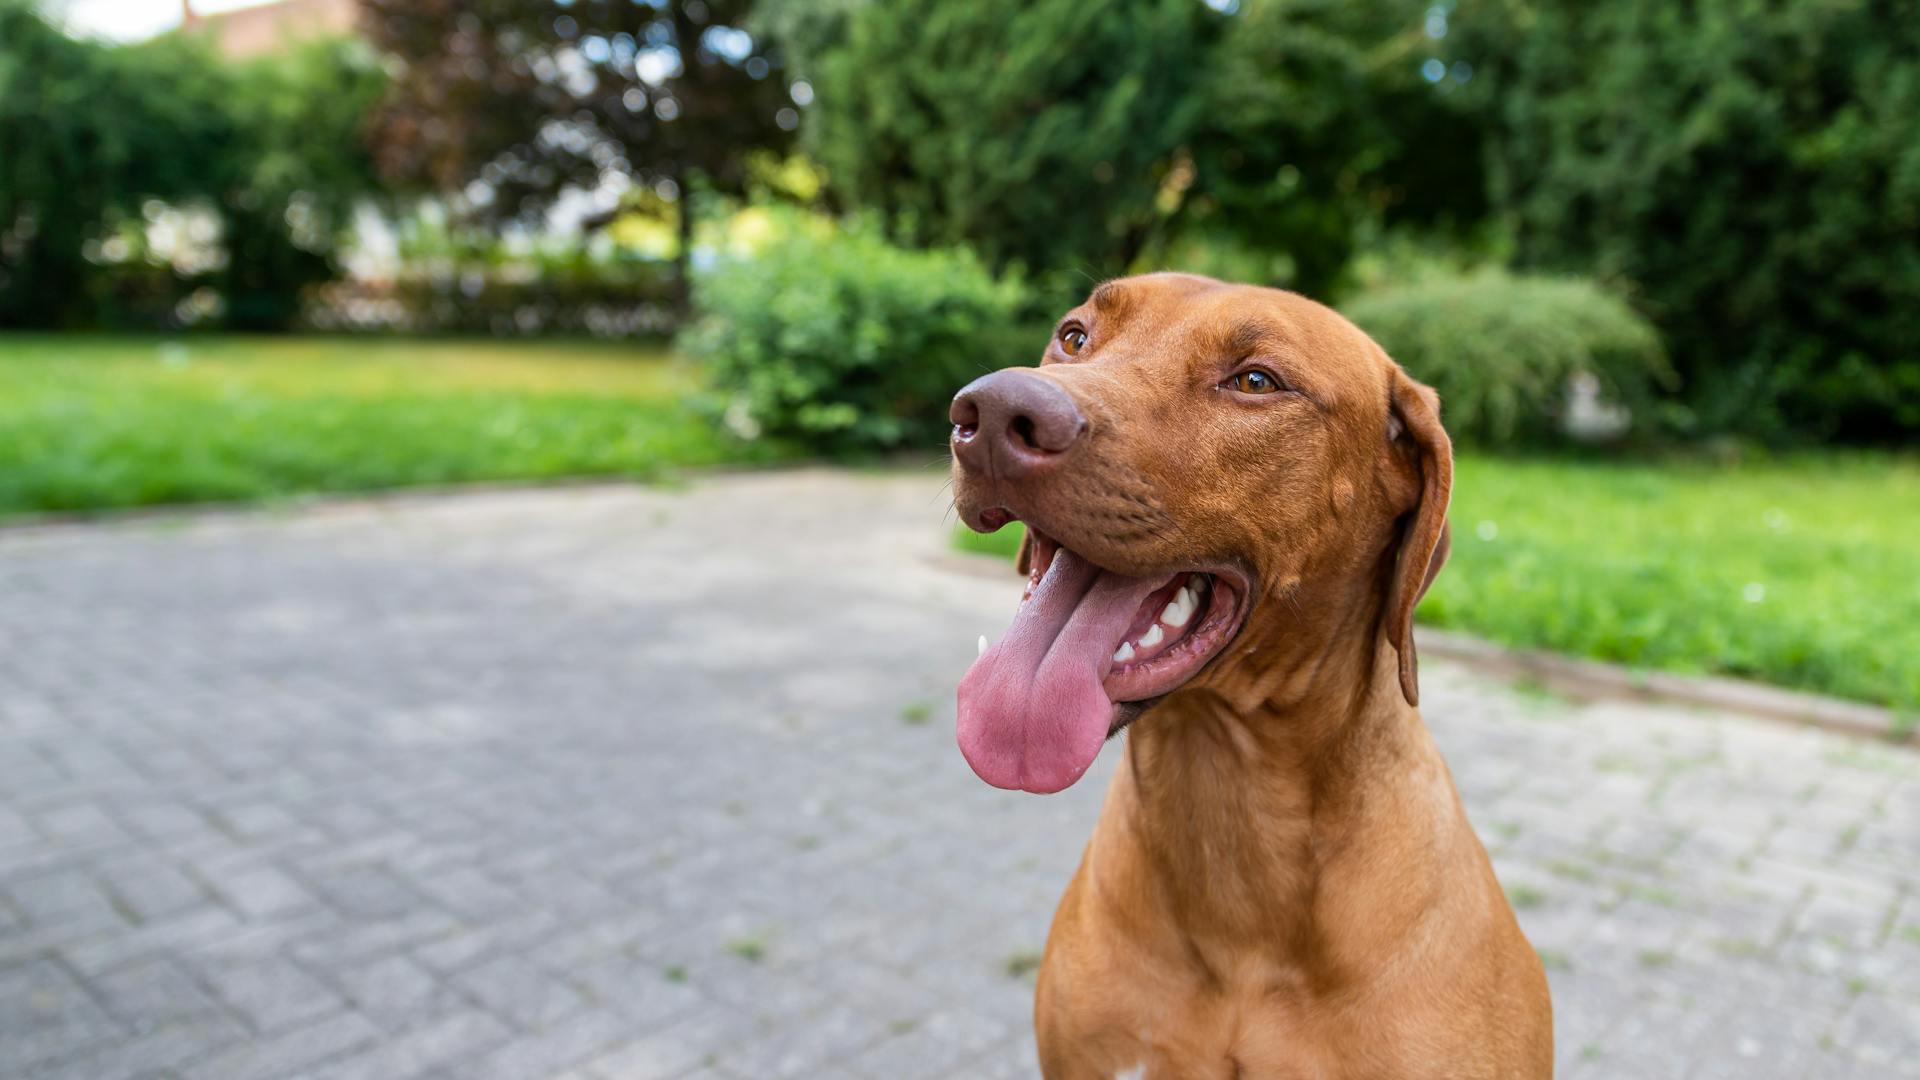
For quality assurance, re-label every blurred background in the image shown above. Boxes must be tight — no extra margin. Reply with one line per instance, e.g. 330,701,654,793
1,1,1916,1078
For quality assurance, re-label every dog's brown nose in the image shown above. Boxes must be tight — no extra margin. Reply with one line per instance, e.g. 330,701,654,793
951,369,1086,474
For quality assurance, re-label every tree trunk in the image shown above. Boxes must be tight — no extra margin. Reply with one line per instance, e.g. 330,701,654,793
672,159,693,316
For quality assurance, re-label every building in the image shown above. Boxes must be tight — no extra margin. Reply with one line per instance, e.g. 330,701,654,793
178,0,357,58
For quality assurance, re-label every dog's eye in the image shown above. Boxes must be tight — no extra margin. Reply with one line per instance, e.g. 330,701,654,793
1228,369,1285,395
1059,327,1088,356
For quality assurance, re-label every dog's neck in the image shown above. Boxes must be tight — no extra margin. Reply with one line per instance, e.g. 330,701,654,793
1091,610,1465,988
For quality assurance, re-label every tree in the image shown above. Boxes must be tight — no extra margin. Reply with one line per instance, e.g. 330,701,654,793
0,2,222,326
361,0,798,299
805,0,1221,297
0,2,381,330
1180,0,1489,298
1450,0,1920,441
219,40,387,330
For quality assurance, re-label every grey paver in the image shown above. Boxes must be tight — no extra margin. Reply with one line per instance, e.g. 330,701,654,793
184,1010,382,1080
199,955,346,1033
0,957,125,1072
292,1009,513,1080
448,953,593,1030
0,470,1915,1079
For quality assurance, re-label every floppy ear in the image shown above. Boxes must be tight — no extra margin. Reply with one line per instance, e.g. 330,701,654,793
1015,528,1034,577
1384,368,1454,707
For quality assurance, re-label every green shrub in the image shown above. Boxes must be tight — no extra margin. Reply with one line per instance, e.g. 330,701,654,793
0,5,382,331
1448,0,1920,442
680,214,1027,452
1342,271,1674,447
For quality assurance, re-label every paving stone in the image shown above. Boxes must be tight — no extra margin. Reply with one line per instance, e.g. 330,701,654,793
92,956,231,1029
207,865,320,921
0,957,125,1072
320,954,452,1030
36,801,133,846
456,1008,636,1080
293,1009,513,1080
581,1006,748,1080
62,905,248,976
28,1017,251,1080
300,864,425,921
287,909,463,969
449,953,593,1030
0,472,1915,1079
97,856,212,924
185,1010,383,1080
199,956,346,1033
7,866,126,930
714,1000,895,1078
839,1006,1011,1079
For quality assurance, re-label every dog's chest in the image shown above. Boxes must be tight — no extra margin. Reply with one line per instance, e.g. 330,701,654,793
1039,979,1337,1080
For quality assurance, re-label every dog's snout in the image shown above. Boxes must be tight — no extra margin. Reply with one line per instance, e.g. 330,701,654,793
951,369,1086,475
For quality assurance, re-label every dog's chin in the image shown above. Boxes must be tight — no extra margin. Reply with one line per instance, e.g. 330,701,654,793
1018,528,1251,724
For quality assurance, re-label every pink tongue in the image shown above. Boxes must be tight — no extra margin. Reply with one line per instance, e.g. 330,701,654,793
957,548,1167,793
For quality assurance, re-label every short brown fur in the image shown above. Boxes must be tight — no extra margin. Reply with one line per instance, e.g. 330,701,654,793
951,273,1552,1079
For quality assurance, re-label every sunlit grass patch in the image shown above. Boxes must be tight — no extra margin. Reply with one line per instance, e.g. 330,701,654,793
0,334,793,517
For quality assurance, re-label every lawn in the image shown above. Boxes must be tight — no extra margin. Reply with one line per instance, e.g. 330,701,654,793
0,334,789,517
954,454,1920,715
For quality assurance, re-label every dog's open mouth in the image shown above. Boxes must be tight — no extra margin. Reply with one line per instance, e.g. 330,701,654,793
957,529,1248,794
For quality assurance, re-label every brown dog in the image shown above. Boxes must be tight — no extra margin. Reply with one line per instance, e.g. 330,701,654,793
949,274,1551,1079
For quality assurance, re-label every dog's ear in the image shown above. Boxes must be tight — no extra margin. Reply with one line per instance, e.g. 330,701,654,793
1384,367,1454,707
1015,528,1034,577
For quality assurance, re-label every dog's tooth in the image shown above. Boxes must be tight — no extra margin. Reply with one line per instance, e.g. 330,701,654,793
1161,594,1192,628
977,635,988,657
1138,624,1164,648
1113,641,1135,664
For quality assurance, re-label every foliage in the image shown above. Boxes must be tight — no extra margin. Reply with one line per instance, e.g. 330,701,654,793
0,335,788,516
218,40,388,330
805,0,1219,298
362,0,798,294
1342,271,1674,446
308,221,680,335
1449,0,1920,441
680,213,1026,452
801,0,1487,303
0,3,382,330
0,3,221,326
308,272,681,337
1178,0,1490,298
954,452,1920,712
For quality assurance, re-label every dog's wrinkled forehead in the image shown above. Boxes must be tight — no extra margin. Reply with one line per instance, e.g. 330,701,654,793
1066,273,1389,411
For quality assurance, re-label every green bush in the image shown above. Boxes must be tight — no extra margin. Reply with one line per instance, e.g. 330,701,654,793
0,2,382,331
680,214,1026,452
1342,271,1674,446
1449,0,1920,442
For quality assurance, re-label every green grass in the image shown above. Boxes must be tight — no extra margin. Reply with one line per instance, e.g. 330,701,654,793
951,453,1920,712
0,334,791,518
725,935,768,963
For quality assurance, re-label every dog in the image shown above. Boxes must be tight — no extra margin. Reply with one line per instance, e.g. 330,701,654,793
949,273,1552,1079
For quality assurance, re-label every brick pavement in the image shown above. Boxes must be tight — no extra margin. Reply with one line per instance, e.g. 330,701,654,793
0,470,1915,1079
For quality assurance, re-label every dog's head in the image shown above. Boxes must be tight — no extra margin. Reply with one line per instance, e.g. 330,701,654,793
950,273,1452,793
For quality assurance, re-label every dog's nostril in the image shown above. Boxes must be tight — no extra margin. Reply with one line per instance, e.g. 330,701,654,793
955,422,978,441
1009,415,1040,451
